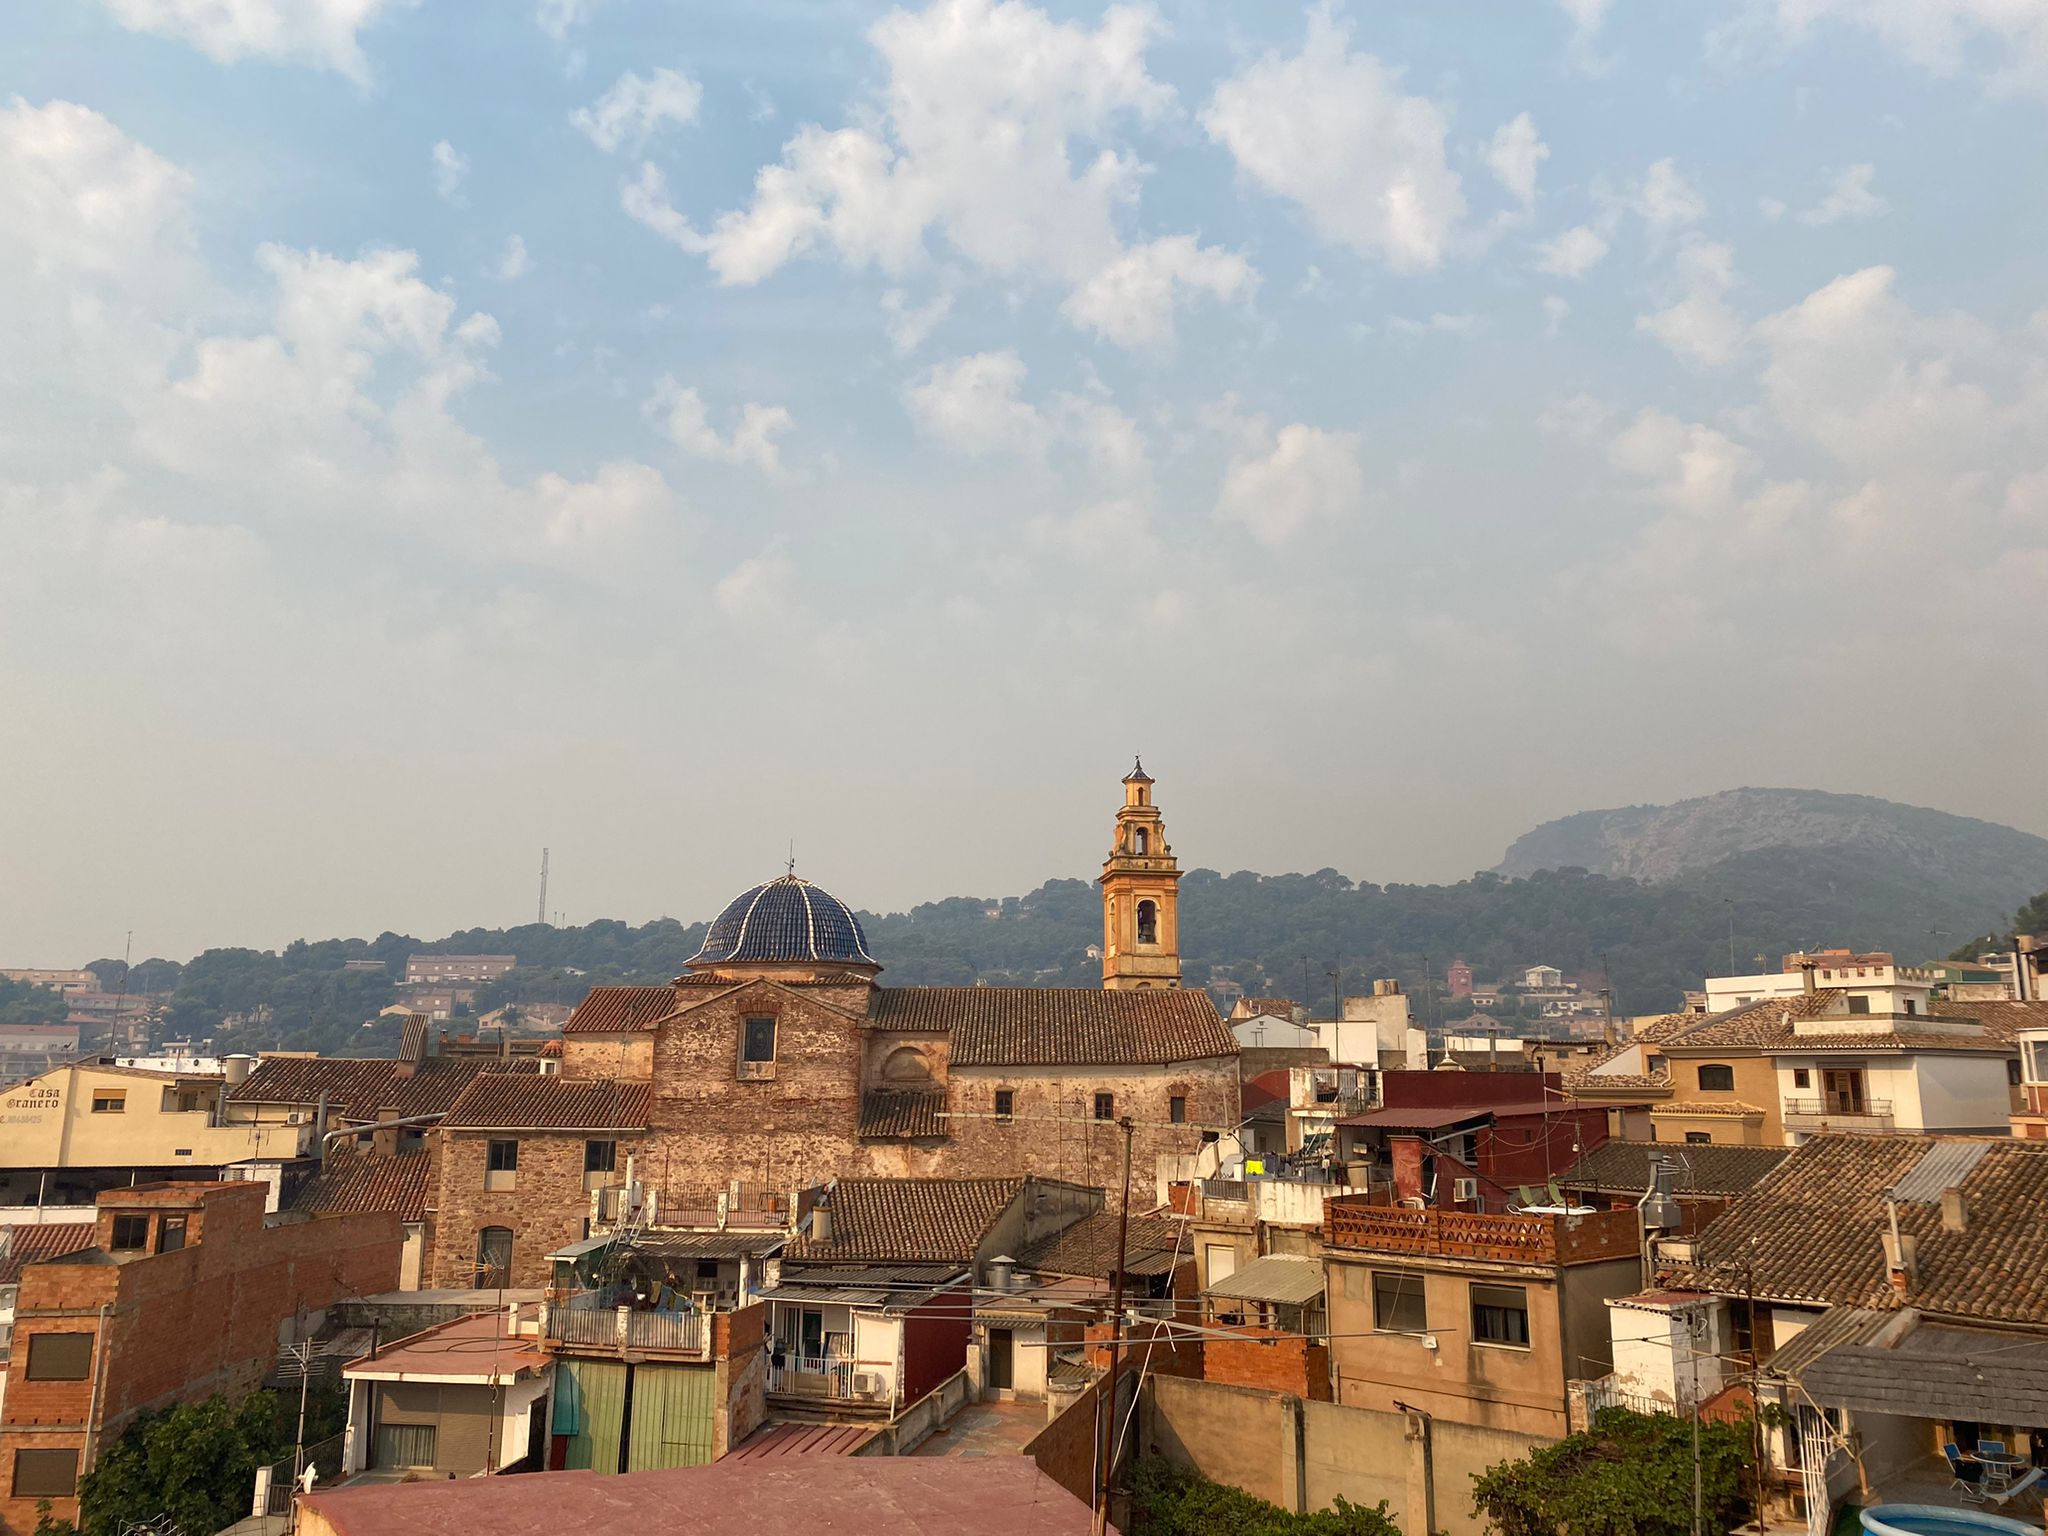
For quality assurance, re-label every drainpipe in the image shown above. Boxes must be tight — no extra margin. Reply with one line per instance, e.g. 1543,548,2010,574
81,1301,112,1475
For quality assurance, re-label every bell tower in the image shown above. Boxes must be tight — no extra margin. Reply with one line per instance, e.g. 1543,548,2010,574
1100,759,1182,990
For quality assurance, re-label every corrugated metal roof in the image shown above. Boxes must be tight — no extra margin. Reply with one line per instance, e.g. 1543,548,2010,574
1888,1141,1992,1204
1203,1254,1326,1306
1335,1105,1492,1131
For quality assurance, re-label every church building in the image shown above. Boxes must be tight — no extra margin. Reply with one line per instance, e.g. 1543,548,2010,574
426,765,1240,1288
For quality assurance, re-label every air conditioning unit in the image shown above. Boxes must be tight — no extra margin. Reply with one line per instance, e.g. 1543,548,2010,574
1453,1178,1479,1202
853,1373,883,1399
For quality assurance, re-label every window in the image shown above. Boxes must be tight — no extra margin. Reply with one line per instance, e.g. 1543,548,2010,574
474,1227,514,1287
487,1139,518,1172
1169,1095,1187,1124
90,1090,124,1114
743,1015,777,1063
584,1139,617,1174
1132,827,1148,855
1471,1283,1531,1347
994,1089,1014,1122
11,1448,79,1498
110,1214,148,1251
1372,1272,1426,1333
1094,1092,1114,1121
2010,1059,2025,1087
1823,1069,1867,1115
375,1422,438,1470
1136,900,1158,945
1729,1296,1754,1356
1793,1068,1811,1090
1904,999,1918,1016
1847,996,1871,1015
156,1215,187,1254
25,1333,94,1381
1685,1131,1712,1145
1698,1064,1735,1092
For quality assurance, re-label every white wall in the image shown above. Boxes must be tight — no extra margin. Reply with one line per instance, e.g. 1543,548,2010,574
1233,1015,1322,1051
1773,1055,2012,1133
1608,1299,1729,1410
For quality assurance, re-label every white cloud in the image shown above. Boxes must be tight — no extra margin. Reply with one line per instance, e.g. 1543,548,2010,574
880,288,953,355
521,460,671,547
1797,163,1888,226
1556,0,1616,71
431,140,469,202
1733,0,2048,100
645,377,794,476
714,547,794,619
1637,237,1744,368
1389,311,1485,338
571,67,703,153
1216,418,1365,545
622,0,1237,348
1029,495,1155,559
1636,157,1706,238
496,234,531,281
903,351,1049,456
97,0,398,79
1060,235,1257,349
536,0,602,42
1202,8,1464,271
1534,224,1609,279
0,98,196,287
1543,295,1570,336
1609,408,1752,514
1486,112,1548,208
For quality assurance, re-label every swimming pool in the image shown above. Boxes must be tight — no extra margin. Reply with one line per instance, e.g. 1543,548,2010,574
1860,1505,2039,1536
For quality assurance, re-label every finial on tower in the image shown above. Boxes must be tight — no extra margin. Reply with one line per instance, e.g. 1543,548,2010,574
1124,755,1152,784
786,839,797,879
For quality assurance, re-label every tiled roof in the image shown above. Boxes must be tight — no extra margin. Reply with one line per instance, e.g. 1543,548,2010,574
871,987,1235,1067
1668,1133,2048,1321
691,876,878,969
786,1177,1023,1264
1566,1071,1670,1094
1564,1140,1790,1197
857,1091,948,1139
1016,1208,1184,1280
0,1222,98,1285
562,986,675,1036
228,1054,542,1121
1656,991,1846,1049
1634,992,2011,1058
441,1074,652,1131
291,1144,435,1223
1651,1100,1767,1117
1240,998,1297,1018
1931,998,2048,1041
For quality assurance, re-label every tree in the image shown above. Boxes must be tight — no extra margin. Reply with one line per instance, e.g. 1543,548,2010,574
76,1391,285,1536
2017,888,2048,941
1471,1407,1752,1536
1130,1459,1404,1536
0,976,68,1027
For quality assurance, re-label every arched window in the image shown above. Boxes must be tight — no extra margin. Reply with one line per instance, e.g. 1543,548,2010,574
882,1046,932,1083
474,1226,514,1288
1132,827,1149,855
1136,900,1159,945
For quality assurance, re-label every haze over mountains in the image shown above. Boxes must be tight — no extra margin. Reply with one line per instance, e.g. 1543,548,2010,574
42,787,2048,1058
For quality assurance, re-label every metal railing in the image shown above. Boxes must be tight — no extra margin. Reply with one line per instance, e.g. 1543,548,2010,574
766,1356,893,1403
547,1304,709,1354
1323,1198,1641,1264
1782,1097,1893,1128
260,1431,345,1514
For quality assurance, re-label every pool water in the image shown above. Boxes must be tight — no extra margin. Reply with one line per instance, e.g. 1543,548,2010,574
1861,1505,2040,1536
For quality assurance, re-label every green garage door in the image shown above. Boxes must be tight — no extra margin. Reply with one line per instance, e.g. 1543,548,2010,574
625,1364,716,1471
558,1358,627,1472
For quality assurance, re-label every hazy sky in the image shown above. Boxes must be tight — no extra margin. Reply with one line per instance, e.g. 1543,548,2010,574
5,0,2048,966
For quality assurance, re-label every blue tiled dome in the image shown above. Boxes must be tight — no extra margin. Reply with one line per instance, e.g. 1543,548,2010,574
690,875,878,970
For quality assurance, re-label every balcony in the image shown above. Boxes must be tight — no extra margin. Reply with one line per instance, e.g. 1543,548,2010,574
767,1355,895,1406
1322,1197,1640,1265
545,1298,709,1356
1782,1097,1893,1131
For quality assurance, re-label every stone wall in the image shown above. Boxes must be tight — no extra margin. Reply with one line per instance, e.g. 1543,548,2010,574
429,1129,640,1289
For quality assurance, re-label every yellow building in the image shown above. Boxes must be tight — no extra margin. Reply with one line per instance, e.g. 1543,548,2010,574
0,1062,311,1209
1100,759,1182,990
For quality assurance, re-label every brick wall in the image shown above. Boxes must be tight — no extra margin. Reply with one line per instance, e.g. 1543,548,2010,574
1203,1324,1334,1401
559,1037,653,1079
0,1189,400,1536
429,1130,640,1288
939,1064,1236,1192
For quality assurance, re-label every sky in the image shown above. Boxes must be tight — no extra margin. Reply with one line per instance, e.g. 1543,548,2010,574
4,0,2048,965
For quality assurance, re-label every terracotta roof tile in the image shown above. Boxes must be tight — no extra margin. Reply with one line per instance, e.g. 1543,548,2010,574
441,1074,652,1131
1669,1134,2048,1320
870,987,1235,1067
290,1144,435,1223
1564,1140,1790,1197
228,1055,542,1121
1016,1208,1185,1280
857,1091,948,1139
0,1222,98,1285
1650,1099,1767,1117
562,986,676,1036
786,1177,1023,1264
1931,999,2048,1041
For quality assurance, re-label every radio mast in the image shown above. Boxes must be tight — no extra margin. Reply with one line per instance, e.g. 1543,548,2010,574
537,848,550,927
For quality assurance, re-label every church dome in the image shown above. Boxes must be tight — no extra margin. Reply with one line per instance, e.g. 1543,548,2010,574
689,875,879,971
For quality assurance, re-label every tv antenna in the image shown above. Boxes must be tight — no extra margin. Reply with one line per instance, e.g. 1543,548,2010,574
537,847,550,926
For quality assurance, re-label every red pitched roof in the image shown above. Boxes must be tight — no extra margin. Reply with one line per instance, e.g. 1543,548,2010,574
228,1054,542,1120
787,1177,1023,1264
562,986,676,1036
871,987,1235,1067
441,1074,652,1131
0,1222,98,1285
290,1144,436,1223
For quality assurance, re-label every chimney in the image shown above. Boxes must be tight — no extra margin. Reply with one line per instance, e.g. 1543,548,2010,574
396,1014,428,1077
811,1202,833,1245
1940,1188,1967,1233
372,1107,400,1159
2017,936,2037,1004
223,1054,255,1087
1883,1199,1917,1296
1799,956,1817,995
987,1255,1016,1294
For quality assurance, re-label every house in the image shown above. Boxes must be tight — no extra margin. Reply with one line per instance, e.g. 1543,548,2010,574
1560,1139,1790,1232
338,1305,555,1479
1702,949,1930,1014
1447,960,1473,999
1314,982,1425,1070
290,1140,437,1288
1319,1194,1643,1436
404,955,518,987
0,1181,400,1533
760,1176,1096,1418
294,1455,1100,1536
2007,1013,2048,1136
0,1059,311,1211
0,1027,81,1083
1601,1133,2048,1532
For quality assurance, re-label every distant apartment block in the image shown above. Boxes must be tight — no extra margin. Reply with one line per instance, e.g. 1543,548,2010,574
0,972,95,995
0,1181,400,1533
405,955,518,987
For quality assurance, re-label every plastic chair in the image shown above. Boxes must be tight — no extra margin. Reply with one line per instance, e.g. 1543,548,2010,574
1947,1444,1988,1504
1988,1469,2044,1509
1979,1440,2008,1459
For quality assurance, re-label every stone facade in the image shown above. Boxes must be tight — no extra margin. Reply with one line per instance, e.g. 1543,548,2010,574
429,1126,642,1289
